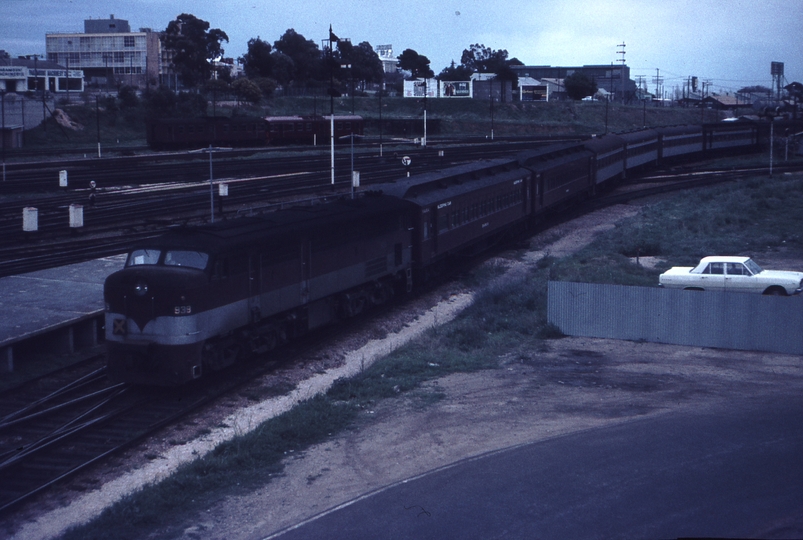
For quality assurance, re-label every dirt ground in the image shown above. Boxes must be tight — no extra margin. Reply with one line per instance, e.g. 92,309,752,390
8,203,803,540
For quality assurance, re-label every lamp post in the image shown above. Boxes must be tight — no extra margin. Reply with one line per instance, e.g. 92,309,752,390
197,145,229,223
489,78,495,140
96,94,101,158
1,89,6,182
378,76,384,157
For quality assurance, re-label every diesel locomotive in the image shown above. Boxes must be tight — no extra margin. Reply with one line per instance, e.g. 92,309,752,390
105,121,762,385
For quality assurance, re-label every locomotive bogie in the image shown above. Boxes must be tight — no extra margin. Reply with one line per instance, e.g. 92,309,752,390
107,340,205,386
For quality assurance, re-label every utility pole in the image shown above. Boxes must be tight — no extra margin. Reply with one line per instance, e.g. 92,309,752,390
616,42,625,103
652,69,663,104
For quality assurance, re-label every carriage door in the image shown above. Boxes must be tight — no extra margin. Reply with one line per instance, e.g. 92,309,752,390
300,239,311,305
249,253,262,322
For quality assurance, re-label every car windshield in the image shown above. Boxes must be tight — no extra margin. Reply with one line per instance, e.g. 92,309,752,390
127,249,161,266
745,259,763,275
164,250,209,270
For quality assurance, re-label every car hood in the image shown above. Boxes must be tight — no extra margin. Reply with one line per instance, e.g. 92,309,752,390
756,270,803,281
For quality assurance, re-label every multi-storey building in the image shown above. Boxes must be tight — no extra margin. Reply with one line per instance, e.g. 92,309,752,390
46,15,160,90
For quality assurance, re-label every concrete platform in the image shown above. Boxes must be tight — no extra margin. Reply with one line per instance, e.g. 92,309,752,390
0,254,127,372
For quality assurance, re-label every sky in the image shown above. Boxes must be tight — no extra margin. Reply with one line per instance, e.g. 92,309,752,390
1,0,801,95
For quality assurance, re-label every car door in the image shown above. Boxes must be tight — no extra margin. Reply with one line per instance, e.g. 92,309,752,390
724,262,753,293
698,262,726,290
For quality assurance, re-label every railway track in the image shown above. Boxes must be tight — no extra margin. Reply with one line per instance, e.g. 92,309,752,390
0,351,285,516
0,141,559,277
0,294,397,519
3,158,801,279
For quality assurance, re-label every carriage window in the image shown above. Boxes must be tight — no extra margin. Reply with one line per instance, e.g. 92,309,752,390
164,250,209,270
127,249,161,266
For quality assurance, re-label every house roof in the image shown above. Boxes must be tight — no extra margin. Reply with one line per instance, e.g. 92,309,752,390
703,94,744,107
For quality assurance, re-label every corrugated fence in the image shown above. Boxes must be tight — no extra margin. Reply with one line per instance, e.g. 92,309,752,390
548,281,803,355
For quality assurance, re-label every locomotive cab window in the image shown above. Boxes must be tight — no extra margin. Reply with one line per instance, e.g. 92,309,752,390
127,249,161,266
164,250,210,270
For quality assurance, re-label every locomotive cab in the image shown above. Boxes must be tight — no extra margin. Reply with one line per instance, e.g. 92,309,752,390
105,247,212,385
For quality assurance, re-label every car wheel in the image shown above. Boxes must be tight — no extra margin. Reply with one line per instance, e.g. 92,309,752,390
764,287,787,296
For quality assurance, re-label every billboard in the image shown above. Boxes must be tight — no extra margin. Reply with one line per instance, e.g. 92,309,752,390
440,80,472,98
403,79,437,98
521,84,549,102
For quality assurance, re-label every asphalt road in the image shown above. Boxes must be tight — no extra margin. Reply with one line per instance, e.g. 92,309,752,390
266,395,803,540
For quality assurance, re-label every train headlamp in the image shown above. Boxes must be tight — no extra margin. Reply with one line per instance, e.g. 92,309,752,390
134,280,148,296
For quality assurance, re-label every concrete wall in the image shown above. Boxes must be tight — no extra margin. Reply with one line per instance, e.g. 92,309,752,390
548,281,803,355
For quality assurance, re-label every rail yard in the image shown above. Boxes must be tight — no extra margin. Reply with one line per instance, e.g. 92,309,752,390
2,113,803,538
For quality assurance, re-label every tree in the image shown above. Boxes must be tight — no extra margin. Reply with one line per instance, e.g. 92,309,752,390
273,29,322,84
118,85,140,109
397,49,434,79
252,77,278,98
460,44,509,74
144,86,207,118
232,78,262,104
438,61,473,81
163,14,229,88
269,51,295,86
339,41,384,91
564,71,598,100
241,37,273,79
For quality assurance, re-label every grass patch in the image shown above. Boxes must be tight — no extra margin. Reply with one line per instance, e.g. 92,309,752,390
551,172,803,284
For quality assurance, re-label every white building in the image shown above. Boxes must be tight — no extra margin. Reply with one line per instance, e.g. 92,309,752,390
375,45,398,74
0,50,83,94
46,15,161,90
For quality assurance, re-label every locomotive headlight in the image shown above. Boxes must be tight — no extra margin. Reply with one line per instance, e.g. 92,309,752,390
134,280,148,296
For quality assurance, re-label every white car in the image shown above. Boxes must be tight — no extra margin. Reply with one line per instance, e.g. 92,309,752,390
659,256,803,295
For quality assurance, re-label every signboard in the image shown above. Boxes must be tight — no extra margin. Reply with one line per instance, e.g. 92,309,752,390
403,79,437,98
521,85,549,102
440,80,472,98
0,66,26,79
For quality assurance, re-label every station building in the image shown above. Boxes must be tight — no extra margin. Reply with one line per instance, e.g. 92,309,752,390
0,50,83,94
45,15,161,90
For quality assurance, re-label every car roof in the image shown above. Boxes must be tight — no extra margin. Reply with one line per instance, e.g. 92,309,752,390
698,256,751,265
